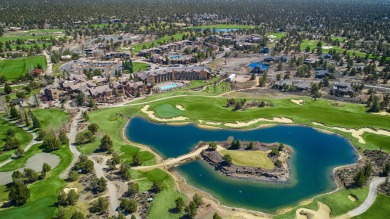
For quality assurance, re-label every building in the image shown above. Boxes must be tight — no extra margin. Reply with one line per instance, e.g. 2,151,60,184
315,70,330,79
331,82,354,97
134,66,212,85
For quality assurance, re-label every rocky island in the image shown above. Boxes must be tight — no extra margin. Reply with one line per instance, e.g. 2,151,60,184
200,137,292,182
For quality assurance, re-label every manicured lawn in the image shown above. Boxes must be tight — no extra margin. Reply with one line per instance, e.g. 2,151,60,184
33,109,69,131
133,33,187,53
132,62,150,72
363,133,390,152
0,118,33,162
267,32,287,40
219,149,274,169
0,145,73,219
275,187,368,218
355,194,390,219
189,24,255,29
151,103,184,118
130,168,187,219
0,143,42,172
0,56,47,80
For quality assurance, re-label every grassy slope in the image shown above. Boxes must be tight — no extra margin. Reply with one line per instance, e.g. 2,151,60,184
275,188,369,218
133,33,186,53
354,194,390,219
33,109,69,131
219,149,274,169
0,145,72,219
130,168,187,219
132,62,150,72
0,56,47,80
0,118,33,162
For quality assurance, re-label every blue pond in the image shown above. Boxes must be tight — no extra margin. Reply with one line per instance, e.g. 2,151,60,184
249,62,270,69
126,117,357,212
168,55,181,59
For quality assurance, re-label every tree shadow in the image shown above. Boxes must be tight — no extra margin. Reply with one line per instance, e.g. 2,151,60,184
168,207,180,214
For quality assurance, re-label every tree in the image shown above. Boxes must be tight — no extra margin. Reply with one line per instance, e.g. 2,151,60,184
193,194,203,207
24,111,30,127
57,190,68,206
250,73,256,80
67,189,79,205
208,142,217,151
222,154,232,166
42,163,51,173
10,105,20,119
4,136,21,150
76,92,85,106
354,169,367,187
275,159,282,168
9,181,30,206
67,171,79,182
229,140,240,150
73,154,94,173
213,213,222,219
6,128,15,137
70,212,85,219
42,132,62,151
100,135,113,152
120,198,137,213
89,97,95,108
151,181,164,193
175,197,185,212
12,170,24,183
91,177,107,193
185,201,198,218
276,74,281,81
127,182,139,197
90,197,108,214
384,162,390,176
58,130,69,145
132,154,141,166
88,123,99,134
15,147,25,158
4,83,12,94
23,168,39,183
32,114,41,129
247,141,254,150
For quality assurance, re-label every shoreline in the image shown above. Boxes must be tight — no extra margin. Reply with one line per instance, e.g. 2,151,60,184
123,116,363,218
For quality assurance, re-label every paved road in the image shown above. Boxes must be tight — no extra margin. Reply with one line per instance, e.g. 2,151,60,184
0,118,42,168
133,145,210,171
348,177,386,217
60,110,83,179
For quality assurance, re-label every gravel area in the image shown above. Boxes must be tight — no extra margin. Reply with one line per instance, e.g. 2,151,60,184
0,153,60,186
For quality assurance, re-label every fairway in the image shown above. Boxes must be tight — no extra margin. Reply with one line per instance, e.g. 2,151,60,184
133,33,187,53
0,56,47,80
132,62,150,72
219,149,274,169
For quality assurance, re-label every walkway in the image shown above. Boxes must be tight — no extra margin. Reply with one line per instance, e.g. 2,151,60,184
0,118,42,168
348,177,386,217
43,50,53,76
133,145,211,171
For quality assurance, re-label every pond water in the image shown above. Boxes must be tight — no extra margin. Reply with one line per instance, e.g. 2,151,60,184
249,62,270,69
125,117,357,213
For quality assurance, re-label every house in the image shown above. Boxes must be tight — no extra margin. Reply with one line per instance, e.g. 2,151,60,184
315,70,330,79
273,79,312,91
279,56,289,63
331,82,354,97
124,81,145,96
33,68,43,75
89,85,112,99
134,67,212,85
320,53,332,59
251,66,268,74
12,98,24,106
260,47,270,54
44,84,60,101
304,58,314,64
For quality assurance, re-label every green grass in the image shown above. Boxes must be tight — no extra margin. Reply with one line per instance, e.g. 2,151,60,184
275,188,369,218
0,143,42,172
151,103,184,118
0,185,9,202
219,149,274,169
0,145,73,219
267,32,287,40
33,109,69,131
132,62,150,72
133,33,187,53
363,133,390,152
189,24,255,29
0,118,33,162
129,168,187,219
354,194,390,219
0,56,47,80
331,36,346,42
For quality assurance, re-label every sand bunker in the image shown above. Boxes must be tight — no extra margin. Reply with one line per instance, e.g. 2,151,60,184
268,35,277,39
296,202,331,219
225,117,293,128
176,105,185,111
0,153,60,186
313,122,390,144
291,99,304,105
322,46,333,49
64,187,78,194
373,111,390,116
348,195,357,202
141,105,188,122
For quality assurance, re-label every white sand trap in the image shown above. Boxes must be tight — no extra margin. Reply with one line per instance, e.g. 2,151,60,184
348,195,357,202
0,153,60,186
176,105,185,111
225,117,293,128
64,187,78,194
296,202,331,219
291,99,304,105
141,105,188,122
322,46,333,49
268,35,277,39
373,111,390,116
313,122,390,144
